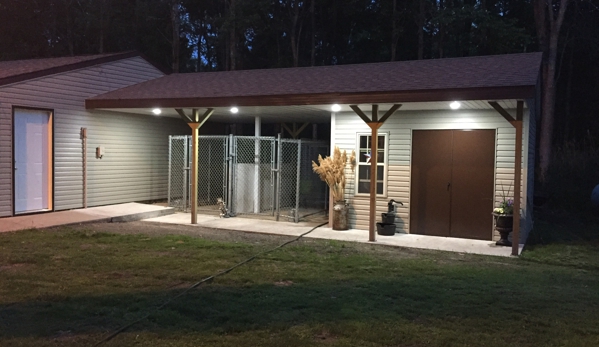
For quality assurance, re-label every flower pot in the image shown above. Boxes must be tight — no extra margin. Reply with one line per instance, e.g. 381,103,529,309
376,222,396,236
493,213,513,247
381,213,395,224
332,200,349,230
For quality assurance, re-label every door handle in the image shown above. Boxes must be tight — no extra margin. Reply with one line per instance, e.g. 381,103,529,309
447,182,451,191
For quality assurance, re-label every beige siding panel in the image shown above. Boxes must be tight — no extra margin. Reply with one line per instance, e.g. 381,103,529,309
0,57,188,216
334,108,530,241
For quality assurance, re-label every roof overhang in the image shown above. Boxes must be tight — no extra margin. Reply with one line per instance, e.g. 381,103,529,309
85,85,536,110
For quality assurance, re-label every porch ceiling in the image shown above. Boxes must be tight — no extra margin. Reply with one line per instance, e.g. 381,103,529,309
100,100,522,124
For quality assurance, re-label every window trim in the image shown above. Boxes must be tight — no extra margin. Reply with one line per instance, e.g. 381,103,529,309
354,132,388,197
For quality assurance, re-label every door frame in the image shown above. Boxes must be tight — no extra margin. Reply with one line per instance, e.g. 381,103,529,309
408,128,498,240
11,106,55,216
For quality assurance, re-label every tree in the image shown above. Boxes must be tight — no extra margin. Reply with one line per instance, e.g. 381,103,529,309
534,0,570,181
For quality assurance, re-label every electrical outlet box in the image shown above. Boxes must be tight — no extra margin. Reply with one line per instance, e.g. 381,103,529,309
96,146,104,159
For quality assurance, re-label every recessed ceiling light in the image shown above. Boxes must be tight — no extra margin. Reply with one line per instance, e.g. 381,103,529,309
450,101,461,110
152,108,162,115
230,107,239,114
331,104,341,112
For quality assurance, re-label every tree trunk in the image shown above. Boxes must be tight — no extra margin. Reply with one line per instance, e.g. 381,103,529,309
229,0,236,71
99,0,106,53
289,1,303,67
437,0,444,58
564,46,574,139
391,0,398,61
171,0,180,73
310,0,315,66
534,0,570,181
417,0,425,59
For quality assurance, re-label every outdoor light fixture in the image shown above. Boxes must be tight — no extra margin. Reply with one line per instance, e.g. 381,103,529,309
230,107,239,114
331,104,341,112
450,101,461,110
152,108,162,115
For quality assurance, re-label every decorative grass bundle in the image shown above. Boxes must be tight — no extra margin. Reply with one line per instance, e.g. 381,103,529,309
312,147,356,201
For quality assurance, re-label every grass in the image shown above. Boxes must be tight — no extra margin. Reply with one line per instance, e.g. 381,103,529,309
1,225,598,346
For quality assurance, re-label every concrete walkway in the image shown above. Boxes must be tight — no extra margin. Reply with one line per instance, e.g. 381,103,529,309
0,204,523,257
144,212,523,257
0,203,174,233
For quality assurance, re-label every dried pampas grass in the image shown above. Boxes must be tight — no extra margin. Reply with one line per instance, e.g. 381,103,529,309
312,147,356,201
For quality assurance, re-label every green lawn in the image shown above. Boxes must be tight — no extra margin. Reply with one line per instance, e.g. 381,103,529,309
1,223,598,347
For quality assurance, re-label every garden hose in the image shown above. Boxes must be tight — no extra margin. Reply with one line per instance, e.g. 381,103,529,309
93,221,328,346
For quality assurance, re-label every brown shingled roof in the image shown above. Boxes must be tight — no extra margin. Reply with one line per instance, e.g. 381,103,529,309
86,52,541,109
0,51,154,87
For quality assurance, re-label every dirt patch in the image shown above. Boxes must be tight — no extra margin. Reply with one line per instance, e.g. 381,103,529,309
274,280,293,287
314,330,338,344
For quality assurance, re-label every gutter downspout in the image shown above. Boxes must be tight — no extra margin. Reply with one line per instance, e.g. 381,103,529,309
81,127,87,208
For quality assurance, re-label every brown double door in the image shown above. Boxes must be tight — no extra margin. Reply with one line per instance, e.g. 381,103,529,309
410,130,495,240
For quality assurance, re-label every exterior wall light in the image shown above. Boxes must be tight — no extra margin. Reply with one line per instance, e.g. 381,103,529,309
450,101,461,110
230,107,239,114
331,104,341,112
152,108,162,115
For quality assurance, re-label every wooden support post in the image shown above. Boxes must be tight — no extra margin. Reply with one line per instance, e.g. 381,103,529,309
189,122,200,224
282,122,310,139
368,124,382,242
512,101,524,256
349,104,402,242
176,108,214,225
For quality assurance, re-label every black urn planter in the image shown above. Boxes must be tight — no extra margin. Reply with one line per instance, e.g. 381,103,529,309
493,213,513,246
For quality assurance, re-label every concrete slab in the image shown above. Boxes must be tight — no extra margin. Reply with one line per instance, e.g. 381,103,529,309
144,212,524,257
0,203,174,233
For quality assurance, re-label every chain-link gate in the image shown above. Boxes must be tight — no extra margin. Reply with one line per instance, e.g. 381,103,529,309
168,135,229,213
168,135,328,222
168,136,189,211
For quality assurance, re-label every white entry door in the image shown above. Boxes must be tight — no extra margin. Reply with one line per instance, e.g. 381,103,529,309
14,109,52,214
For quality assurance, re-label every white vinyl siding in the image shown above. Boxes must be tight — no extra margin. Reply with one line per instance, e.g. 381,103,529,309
334,107,531,241
0,57,188,216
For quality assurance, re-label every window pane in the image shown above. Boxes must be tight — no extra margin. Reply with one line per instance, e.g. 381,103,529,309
360,135,368,148
358,165,370,179
377,150,384,163
377,165,384,180
359,150,371,163
356,134,386,196
377,135,385,149
358,181,370,193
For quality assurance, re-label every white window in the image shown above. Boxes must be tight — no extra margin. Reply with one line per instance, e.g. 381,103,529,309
355,133,387,196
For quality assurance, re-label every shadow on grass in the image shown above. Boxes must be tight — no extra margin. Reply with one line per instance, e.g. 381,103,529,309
1,270,597,341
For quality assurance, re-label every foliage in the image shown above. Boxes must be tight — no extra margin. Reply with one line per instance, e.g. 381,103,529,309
311,146,355,201
539,138,599,217
493,198,514,215
0,0,597,146
494,183,514,215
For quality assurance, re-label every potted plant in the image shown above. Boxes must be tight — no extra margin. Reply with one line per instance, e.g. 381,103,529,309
493,198,514,246
312,147,356,230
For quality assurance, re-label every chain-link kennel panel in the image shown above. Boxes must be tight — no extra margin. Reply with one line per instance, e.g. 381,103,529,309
168,136,190,211
298,141,330,219
277,139,301,222
193,136,229,212
232,136,276,215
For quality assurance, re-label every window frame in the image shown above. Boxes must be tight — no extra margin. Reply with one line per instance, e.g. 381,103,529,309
354,132,388,197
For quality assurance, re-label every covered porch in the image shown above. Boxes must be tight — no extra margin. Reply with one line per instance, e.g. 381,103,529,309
86,52,542,256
